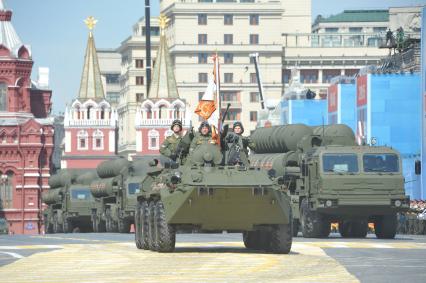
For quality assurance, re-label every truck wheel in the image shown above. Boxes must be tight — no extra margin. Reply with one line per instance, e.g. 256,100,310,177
135,202,143,249
148,201,158,251
375,214,397,239
300,199,326,238
118,219,131,233
351,221,368,238
135,200,149,249
154,201,176,252
270,224,293,254
93,216,106,233
243,231,259,249
292,220,300,237
53,214,63,233
258,230,271,250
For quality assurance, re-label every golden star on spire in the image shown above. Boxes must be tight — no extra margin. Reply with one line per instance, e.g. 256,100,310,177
159,14,170,32
84,16,98,31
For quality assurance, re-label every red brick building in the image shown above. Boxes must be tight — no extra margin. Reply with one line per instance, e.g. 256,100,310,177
0,1,54,234
61,20,118,169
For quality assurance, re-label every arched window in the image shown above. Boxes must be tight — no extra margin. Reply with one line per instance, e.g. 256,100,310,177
77,130,88,150
148,129,159,150
0,83,7,111
159,105,167,119
93,130,104,150
75,106,81,120
87,106,92,119
100,107,105,120
146,106,152,119
0,132,5,144
0,171,14,209
174,106,181,119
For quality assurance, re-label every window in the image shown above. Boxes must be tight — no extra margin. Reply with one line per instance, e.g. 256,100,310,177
87,106,92,119
198,53,208,64
224,14,233,25
71,189,91,200
128,183,141,195
106,92,120,104
373,27,387,33
300,70,318,83
136,76,144,85
349,27,362,33
174,106,181,119
224,34,233,45
224,73,233,83
198,73,208,83
224,53,233,64
323,154,359,173
0,83,7,111
325,28,339,33
221,91,238,101
93,130,104,150
322,70,340,83
250,92,259,102
222,109,240,121
135,59,144,68
363,154,399,173
250,73,257,83
100,107,105,119
198,14,207,25
198,34,207,44
250,111,258,122
136,93,144,103
250,34,259,44
148,129,160,150
282,69,291,84
146,105,152,119
77,130,88,150
0,171,14,209
105,74,119,84
198,92,204,100
250,14,259,25
142,27,160,36
158,105,167,119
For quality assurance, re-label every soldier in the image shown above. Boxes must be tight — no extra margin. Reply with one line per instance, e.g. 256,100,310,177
189,121,216,154
160,120,183,161
385,28,394,46
232,121,255,153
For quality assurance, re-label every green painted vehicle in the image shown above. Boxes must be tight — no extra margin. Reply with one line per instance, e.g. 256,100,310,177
250,124,409,239
90,158,147,233
43,170,97,233
134,140,293,254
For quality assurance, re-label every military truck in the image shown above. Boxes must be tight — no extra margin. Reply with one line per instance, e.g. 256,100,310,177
134,137,293,254
43,170,97,233
90,158,147,233
250,124,409,239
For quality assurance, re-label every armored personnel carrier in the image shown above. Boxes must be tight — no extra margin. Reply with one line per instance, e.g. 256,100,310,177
90,158,148,233
250,124,409,239
134,138,293,254
43,170,97,233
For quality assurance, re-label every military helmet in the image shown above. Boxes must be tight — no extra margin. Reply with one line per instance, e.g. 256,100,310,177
233,121,244,134
198,121,211,134
171,119,183,130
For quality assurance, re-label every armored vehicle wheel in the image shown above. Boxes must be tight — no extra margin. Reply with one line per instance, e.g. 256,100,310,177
375,214,397,239
258,230,272,250
53,214,63,233
63,219,73,233
118,219,131,233
135,201,150,249
135,202,143,249
292,220,300,237
154,201,176,252
300,199,327,238
105,209,118,233
243,231,259,249
148,201,158,251
339,221,366,238
269,224,293,254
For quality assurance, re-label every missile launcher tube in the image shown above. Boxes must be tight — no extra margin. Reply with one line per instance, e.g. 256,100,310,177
76,171,98,185
96,158,130,178
48,171,76,189
90,177,119,198
250,152,298,176
250,124,313,154
42,188,63,205
312,124,355,141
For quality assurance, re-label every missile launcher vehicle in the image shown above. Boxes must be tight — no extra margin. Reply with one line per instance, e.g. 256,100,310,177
250,124,409,239
90,158,148,233
43,170,97,233
134,137,293,254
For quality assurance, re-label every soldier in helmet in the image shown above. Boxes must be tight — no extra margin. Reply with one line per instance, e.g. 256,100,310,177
189,121,216,154
231,121,255,154
160,120,183,161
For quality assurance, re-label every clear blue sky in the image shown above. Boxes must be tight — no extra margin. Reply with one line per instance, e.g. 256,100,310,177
6,0,426,114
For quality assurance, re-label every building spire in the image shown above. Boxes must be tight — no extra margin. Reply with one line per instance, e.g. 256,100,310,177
147,14,179,99
0,0,6,11
78,16,105,100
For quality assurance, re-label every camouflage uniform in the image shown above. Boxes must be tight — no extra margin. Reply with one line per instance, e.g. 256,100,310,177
189,132,215,154
160,134,182,160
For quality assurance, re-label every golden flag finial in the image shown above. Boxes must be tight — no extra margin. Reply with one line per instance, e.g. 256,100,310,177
84,16,98,34
159,14,170,34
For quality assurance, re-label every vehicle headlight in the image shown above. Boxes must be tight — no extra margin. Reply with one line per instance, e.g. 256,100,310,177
325,200,333,207
394,200,402,207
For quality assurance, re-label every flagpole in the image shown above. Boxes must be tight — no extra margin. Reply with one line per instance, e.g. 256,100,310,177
215,52,221,130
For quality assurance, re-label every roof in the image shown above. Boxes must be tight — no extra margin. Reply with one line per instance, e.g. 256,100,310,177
147,30,179,99
0,0,30,58
317,10,389,24
77,32,105,100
